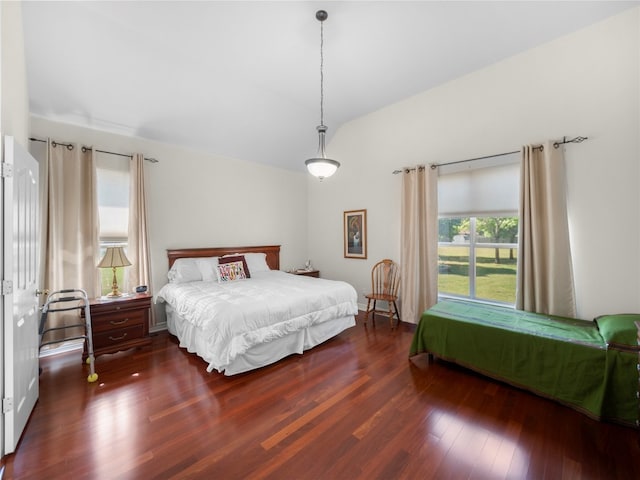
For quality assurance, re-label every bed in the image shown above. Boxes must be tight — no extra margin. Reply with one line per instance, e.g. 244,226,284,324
409,299,639,427
155,245,358,375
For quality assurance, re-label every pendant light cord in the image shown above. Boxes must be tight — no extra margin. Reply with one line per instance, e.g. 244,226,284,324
305,10,340,179
319,18,324,127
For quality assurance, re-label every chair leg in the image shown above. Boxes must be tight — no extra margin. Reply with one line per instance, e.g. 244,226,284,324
372,300,377,326
393,301,401,328
365,298,371,325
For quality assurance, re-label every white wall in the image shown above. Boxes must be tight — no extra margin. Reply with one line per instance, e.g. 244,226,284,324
1,0,31,460
1,0,29,145
30,116,310,326
309,7,640,320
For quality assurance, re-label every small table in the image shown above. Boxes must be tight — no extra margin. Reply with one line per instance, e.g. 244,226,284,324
292,269,320,278
82,293,152,360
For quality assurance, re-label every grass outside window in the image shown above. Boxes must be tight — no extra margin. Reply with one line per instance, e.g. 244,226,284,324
438,246,517,304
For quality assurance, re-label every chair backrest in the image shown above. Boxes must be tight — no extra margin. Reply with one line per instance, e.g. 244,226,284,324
370,259,400,297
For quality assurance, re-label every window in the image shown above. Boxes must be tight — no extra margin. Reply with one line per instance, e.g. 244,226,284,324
438,216,518,305
96,153,130,295
437,152,520,306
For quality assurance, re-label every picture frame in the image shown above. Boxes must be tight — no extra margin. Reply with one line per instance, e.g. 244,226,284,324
344,209,367,259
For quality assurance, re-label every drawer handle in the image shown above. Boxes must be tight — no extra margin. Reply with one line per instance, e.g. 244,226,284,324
110,318,129,325
109,333,128,341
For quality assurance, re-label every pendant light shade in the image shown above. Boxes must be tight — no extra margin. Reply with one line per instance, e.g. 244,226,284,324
305,10,340,181
305,125,340,179
306,158,340,179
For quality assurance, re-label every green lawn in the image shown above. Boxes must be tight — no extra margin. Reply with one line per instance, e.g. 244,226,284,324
438,246,517,304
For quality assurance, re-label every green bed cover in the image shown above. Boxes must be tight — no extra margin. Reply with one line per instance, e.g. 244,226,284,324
409,299,639,427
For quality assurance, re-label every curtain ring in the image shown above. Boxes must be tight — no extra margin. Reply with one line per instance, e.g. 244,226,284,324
50,141,74,151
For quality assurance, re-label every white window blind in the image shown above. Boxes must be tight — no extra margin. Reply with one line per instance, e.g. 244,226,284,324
437,152,520,216
96,153,130,242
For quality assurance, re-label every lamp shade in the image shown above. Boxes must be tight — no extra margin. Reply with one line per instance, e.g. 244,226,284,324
98,246,132,268
305,124,340,180
305,158,340,179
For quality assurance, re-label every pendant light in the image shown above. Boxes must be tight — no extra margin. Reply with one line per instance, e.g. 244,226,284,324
305,10,340,181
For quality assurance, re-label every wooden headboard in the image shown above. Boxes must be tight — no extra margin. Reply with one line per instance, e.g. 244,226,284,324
167,245,281,271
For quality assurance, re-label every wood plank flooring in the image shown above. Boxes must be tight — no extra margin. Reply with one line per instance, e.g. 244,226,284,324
4,312,640,479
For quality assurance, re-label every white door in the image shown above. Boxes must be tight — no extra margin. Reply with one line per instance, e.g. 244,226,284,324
2,136,40,454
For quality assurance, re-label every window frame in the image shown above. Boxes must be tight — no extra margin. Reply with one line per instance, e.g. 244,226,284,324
438,215,519,306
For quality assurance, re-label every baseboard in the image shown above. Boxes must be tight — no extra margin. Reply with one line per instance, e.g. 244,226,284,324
150,323,167,334
38,339,83,358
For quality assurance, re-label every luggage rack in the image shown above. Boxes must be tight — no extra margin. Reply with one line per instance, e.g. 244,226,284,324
39,289,98,383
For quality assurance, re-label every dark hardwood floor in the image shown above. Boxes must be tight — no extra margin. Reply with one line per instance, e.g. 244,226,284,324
4,311,640,479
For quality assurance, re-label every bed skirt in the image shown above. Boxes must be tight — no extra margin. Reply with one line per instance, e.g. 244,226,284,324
166,305,355,375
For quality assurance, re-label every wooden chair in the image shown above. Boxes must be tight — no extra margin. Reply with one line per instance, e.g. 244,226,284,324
365,259,401,329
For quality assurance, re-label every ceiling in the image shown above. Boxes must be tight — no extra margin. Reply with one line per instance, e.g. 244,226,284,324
21,1,638,173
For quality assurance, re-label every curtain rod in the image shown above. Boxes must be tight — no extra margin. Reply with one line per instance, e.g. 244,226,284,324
28,137,159,163
392,136,588,174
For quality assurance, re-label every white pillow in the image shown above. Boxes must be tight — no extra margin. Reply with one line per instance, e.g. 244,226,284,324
244,252,270,273
196,257,219,282
167,258,202,283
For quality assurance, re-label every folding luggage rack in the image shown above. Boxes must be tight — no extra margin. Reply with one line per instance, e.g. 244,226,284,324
39,289,98,383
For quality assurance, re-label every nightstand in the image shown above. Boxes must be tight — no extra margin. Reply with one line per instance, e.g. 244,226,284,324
82,293,152,360
292,269,320,278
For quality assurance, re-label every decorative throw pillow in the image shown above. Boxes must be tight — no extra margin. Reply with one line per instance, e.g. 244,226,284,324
218,255,251,278
216,260,247,282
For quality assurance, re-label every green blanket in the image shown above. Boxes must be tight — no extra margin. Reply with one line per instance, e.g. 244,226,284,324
410,299,639,427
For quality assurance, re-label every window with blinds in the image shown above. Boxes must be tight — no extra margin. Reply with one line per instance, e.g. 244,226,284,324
96,152,129,245
96,152,130,295
437,153,520,305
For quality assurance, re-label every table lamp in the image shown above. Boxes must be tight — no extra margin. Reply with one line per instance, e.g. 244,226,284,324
98,246,132,297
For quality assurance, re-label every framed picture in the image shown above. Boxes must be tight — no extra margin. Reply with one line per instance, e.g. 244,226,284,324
344,209,367,259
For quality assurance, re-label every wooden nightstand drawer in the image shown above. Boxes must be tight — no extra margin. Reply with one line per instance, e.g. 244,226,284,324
89,296,151,315
92,324,146,350
90,308,146,333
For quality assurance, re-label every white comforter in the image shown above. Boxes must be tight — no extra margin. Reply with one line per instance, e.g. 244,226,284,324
155,270,358,372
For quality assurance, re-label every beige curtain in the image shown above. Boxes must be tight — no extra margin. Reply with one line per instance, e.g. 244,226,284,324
42,141,100,341
516,141,576,317
400,165,439,324
38,141,50,296
125,153,154,325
